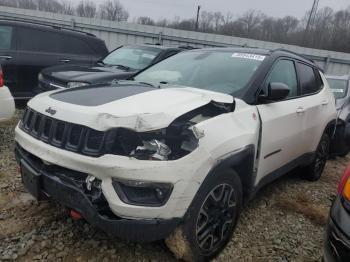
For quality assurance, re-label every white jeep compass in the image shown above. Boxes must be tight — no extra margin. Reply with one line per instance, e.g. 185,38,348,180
15,48,336,261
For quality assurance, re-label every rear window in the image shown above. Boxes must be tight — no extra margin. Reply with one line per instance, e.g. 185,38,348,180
103,46,162,70
298,63,320,95
17,27,59,52
327,78,348,99
0,26,13,50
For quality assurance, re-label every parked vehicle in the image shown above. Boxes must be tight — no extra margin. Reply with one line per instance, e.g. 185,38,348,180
0,20,108,102
326,75,350,157
15,48,336,261
0,64,15,122
324,161,350,262
35,44,187,93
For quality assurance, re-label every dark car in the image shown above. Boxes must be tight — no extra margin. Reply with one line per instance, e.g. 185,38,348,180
324,161,350,262
0,20,108,102
326,75,350,157
36,44,186,92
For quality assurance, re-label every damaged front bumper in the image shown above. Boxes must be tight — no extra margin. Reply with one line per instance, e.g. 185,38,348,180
15,125,213,219
15,143,180,242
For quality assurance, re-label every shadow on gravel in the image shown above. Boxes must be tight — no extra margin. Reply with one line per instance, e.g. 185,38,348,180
275,193,329,226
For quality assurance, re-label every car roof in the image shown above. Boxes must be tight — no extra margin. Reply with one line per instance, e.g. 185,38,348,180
0,19,98,39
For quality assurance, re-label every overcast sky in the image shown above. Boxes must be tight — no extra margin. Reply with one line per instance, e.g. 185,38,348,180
75,0,350,21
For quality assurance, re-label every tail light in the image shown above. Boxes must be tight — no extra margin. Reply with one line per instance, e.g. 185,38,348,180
0,69,3,87
338,161,350,201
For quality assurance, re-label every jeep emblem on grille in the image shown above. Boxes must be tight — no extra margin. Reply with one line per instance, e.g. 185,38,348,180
45,107,57,116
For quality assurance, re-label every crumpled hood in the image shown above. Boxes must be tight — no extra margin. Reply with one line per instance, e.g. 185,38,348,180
42,64,136,84
28,83,234,132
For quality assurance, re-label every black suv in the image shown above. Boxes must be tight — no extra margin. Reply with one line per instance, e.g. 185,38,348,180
36,44,186,92
0,20,108,102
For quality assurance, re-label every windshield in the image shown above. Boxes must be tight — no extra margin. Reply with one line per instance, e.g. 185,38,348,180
134,50,265,96
103,46,161,70
327,78,348,99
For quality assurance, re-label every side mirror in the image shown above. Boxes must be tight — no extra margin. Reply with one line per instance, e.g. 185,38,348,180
259,82,290,102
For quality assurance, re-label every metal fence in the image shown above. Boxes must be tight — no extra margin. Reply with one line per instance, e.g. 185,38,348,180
1,6,350,75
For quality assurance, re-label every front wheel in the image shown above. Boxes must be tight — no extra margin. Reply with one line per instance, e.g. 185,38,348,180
165,170,242,262
301,133,330,181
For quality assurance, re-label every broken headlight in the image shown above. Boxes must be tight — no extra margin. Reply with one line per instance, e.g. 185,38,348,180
132,139,172,161
107,124,200,161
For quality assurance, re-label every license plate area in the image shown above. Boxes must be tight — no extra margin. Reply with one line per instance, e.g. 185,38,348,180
21,160,42,200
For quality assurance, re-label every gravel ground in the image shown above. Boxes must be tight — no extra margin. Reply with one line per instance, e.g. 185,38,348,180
0,111,348,261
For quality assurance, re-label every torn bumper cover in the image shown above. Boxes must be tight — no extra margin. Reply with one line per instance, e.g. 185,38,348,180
15,143,180,242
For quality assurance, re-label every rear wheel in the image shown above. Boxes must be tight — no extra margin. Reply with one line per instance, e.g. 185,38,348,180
165,170,242,262
301,133,330,181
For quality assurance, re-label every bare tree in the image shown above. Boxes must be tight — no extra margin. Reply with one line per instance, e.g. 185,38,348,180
137,16,155,26
76,1,96,18
61,1,75,15
99,0,129,22
0,0,18,7
17,0,36,9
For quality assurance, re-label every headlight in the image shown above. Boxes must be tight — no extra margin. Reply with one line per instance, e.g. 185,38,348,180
107,126,199,161
132,139,171,161
38,73,43,82
67,82,89,88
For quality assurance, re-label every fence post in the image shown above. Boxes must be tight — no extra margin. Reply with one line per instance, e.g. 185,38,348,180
158,32,163,45
324,56,331,73
71,19,75,29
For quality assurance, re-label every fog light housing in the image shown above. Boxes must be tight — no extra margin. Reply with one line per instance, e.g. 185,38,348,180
112,179,173,207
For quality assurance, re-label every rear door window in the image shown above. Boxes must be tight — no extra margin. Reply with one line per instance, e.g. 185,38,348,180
0,25,13,50
17,27,59,53
298,63,321,95
59,35,94,55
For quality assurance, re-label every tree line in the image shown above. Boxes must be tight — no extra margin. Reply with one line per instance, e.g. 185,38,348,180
0,0,129,21
1,0,350,53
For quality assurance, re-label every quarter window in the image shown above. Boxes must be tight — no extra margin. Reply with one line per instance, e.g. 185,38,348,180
59,35,93,55
0,26,13,50
265,60,298,98
298,63,320,95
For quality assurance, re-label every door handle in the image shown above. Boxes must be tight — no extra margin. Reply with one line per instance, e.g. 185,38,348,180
296,107,305,114
321,100,329,106
0,55,12,60
60,59,70,63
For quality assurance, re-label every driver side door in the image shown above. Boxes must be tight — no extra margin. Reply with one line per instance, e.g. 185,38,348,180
255,59,305,185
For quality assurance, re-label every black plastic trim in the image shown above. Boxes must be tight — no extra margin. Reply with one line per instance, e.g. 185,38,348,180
15,143,180,242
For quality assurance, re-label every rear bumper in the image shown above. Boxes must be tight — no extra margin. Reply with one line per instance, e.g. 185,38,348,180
324,197,350,262
15,143,180,242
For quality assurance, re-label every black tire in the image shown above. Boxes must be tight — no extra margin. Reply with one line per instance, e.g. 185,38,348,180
301,133,330,181
165,170,242,262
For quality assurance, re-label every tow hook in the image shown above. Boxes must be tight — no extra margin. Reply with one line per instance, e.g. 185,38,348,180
70,209,82,221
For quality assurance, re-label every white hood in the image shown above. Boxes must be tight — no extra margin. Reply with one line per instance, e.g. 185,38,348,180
28,85,234,132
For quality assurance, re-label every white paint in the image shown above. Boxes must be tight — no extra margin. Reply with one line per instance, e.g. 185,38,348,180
16,74,336,220
0,85,15,122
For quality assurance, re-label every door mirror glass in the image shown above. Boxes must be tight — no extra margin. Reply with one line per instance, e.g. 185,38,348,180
260,82,290,102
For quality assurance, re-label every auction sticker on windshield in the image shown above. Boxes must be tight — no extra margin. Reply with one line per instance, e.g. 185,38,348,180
232,53,266,61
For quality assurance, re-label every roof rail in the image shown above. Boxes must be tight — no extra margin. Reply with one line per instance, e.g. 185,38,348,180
178,45,198,50
0,18,96,37
273,48,315,64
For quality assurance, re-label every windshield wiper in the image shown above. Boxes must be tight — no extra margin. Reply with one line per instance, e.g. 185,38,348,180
97,61,105,66
114,64,131,71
